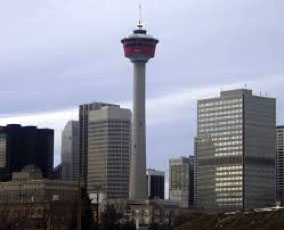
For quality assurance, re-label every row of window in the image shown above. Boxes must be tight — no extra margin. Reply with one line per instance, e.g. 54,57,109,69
216,182,242,187
199,109,243,117
199,103,242,112
199,120,242,128
215,187,242,192
216,198,242,202
214,152,242,157
216,165,242,171
215,171,243,176
212,136,242,142
215,146,243,152
198,114,242,122
199,99,242,108
214,141,242,147
215,176,242,181
199,125,242,133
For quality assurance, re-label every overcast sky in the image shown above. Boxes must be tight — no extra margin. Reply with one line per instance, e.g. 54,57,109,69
0,0,283,173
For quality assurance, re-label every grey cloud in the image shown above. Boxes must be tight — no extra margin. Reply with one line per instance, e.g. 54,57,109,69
0,0,284,169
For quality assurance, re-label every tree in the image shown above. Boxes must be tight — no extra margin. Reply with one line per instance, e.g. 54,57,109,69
119,220,136,230
81,188,96,230
101,204,122,230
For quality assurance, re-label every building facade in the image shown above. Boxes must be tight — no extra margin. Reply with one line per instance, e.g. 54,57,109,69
101,199,181,230
276,126,284,204
79,102,119,188
87,106,131,200
195,89,276,212
0,165,77,203
61,120,79,181
147,169,165,200
0,165,77,230
0,124,54,181
169,156,195,207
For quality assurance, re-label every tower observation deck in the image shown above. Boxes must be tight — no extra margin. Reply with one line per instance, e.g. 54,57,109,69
121,26,159,200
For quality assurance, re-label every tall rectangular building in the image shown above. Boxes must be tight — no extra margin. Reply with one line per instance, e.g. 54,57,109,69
169,156,195,206
87,106,131,200
0,124,54,181
195,89,276,212
61,120,79,181
79,102,119,188
147,169,165,200
276,126,284,204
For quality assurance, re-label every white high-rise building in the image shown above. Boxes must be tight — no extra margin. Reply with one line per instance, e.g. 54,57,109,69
61,120,79,181
87,106,131,200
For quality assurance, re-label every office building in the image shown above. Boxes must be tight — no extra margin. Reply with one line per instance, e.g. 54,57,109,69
195,89,276,212
121,24,159,199
79,102,119,188
0,124,54,181
61,120,79,181
147,169,165,199
87,106,131,200
276,126,284,204
169,156,195,207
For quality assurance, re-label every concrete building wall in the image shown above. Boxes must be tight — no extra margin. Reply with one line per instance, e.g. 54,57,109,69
243,95,276,209
276,126,284,203
79,102,119,188
87,106,131,200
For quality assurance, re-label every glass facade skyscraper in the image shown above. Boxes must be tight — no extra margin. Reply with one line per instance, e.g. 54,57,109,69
195,89,275,212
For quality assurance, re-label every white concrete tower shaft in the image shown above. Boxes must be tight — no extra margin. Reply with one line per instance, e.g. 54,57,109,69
122,26,158,200
130,61,147,199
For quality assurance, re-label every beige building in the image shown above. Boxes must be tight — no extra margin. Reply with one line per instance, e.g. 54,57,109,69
87,106,131,200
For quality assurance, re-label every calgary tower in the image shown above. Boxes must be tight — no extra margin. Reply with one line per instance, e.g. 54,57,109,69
121,17,159,199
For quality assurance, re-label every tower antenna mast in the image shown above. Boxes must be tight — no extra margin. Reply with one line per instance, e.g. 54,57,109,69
138,0,143,28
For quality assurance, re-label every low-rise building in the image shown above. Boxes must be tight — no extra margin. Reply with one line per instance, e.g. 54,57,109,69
100,199,183,229
0,165,78,229
0,165,77,203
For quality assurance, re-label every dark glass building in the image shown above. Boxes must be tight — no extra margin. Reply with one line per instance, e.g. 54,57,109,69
147,169,165,200
0,124,54,181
